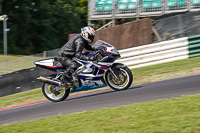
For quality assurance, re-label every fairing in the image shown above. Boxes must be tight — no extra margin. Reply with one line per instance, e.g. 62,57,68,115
34,40,121,92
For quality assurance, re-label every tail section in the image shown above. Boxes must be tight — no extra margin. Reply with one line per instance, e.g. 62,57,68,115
34,57,64,71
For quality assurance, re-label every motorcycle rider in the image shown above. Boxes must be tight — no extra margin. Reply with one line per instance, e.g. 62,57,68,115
58,26,97,87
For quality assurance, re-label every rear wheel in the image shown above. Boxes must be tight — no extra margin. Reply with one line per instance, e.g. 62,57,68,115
105,67,133,91
42,83,70,102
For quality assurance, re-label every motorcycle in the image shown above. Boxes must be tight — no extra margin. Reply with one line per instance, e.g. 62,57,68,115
34,40,133,102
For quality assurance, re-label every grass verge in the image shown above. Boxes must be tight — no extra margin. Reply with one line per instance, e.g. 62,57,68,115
1,57,200,109
0,55,41,75
0,88,44,109
132,56,200,84
0,94,200,132
0,55,25,63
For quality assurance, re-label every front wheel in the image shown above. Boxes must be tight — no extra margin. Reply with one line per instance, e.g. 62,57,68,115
105,67,133,91
42,83,70,102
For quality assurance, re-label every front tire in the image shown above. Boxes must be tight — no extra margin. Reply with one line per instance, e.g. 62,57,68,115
42,83,70,102
105,67,133,91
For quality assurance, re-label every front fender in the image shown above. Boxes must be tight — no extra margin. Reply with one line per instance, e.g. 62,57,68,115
111,63,127,69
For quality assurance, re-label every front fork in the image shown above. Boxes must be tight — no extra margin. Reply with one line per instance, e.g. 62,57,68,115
108,68,119,80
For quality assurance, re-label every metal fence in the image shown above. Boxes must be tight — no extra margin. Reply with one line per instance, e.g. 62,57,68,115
89,0,200,20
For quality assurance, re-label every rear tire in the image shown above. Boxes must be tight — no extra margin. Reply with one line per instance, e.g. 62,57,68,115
42,83,70,102
105,67,133,91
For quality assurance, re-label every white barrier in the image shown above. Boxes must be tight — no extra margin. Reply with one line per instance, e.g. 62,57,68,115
119,37,188,58
129,55,189,69
117,37,189,69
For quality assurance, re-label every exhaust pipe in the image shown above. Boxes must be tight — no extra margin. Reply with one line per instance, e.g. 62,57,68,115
37,76,62,87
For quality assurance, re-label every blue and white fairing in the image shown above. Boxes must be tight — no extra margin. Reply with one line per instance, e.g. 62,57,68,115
34,40,121,93
72,40,120,92
71,58,113,93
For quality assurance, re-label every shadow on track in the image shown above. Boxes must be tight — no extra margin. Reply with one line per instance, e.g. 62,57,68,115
65,85,143,101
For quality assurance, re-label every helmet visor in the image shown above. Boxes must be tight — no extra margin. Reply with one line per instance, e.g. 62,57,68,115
88,34,95,43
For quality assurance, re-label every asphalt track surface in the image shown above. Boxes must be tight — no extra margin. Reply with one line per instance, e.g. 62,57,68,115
0,74,200,125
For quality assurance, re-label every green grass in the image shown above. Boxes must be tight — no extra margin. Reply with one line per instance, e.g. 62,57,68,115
0,88,44,109
1,56,200,109
0,55,24,63
132,56,200,84
0,55,42,75
0,94,200,133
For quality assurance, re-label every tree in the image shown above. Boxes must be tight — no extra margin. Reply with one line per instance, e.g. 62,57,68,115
0,0,88,55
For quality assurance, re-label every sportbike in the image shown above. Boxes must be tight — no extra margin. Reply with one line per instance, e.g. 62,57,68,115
34,40,133,102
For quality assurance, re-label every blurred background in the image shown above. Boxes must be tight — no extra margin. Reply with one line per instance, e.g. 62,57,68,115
0,0,88,74
1,0,200,75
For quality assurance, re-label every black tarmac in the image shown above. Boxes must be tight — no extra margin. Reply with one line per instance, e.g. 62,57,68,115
0,74,200,125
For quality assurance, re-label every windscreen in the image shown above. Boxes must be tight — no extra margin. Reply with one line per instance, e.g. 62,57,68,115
92,40,119,55
92,40,113,49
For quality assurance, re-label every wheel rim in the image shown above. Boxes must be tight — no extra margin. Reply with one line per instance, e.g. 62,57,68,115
107,68,130,90
44,84,66,100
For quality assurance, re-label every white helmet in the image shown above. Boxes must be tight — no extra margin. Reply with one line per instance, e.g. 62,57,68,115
81,26,95,43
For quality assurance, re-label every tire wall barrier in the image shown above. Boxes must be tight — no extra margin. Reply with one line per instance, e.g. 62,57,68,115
0,67,55,97
188,35,200,58
117,35,200,69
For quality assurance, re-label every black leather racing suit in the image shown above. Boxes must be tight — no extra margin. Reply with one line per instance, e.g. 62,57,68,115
58,34,95,76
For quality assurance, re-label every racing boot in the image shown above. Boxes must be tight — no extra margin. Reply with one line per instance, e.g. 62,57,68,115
63,69,80,88
71,72,80,88
62,70,73,87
